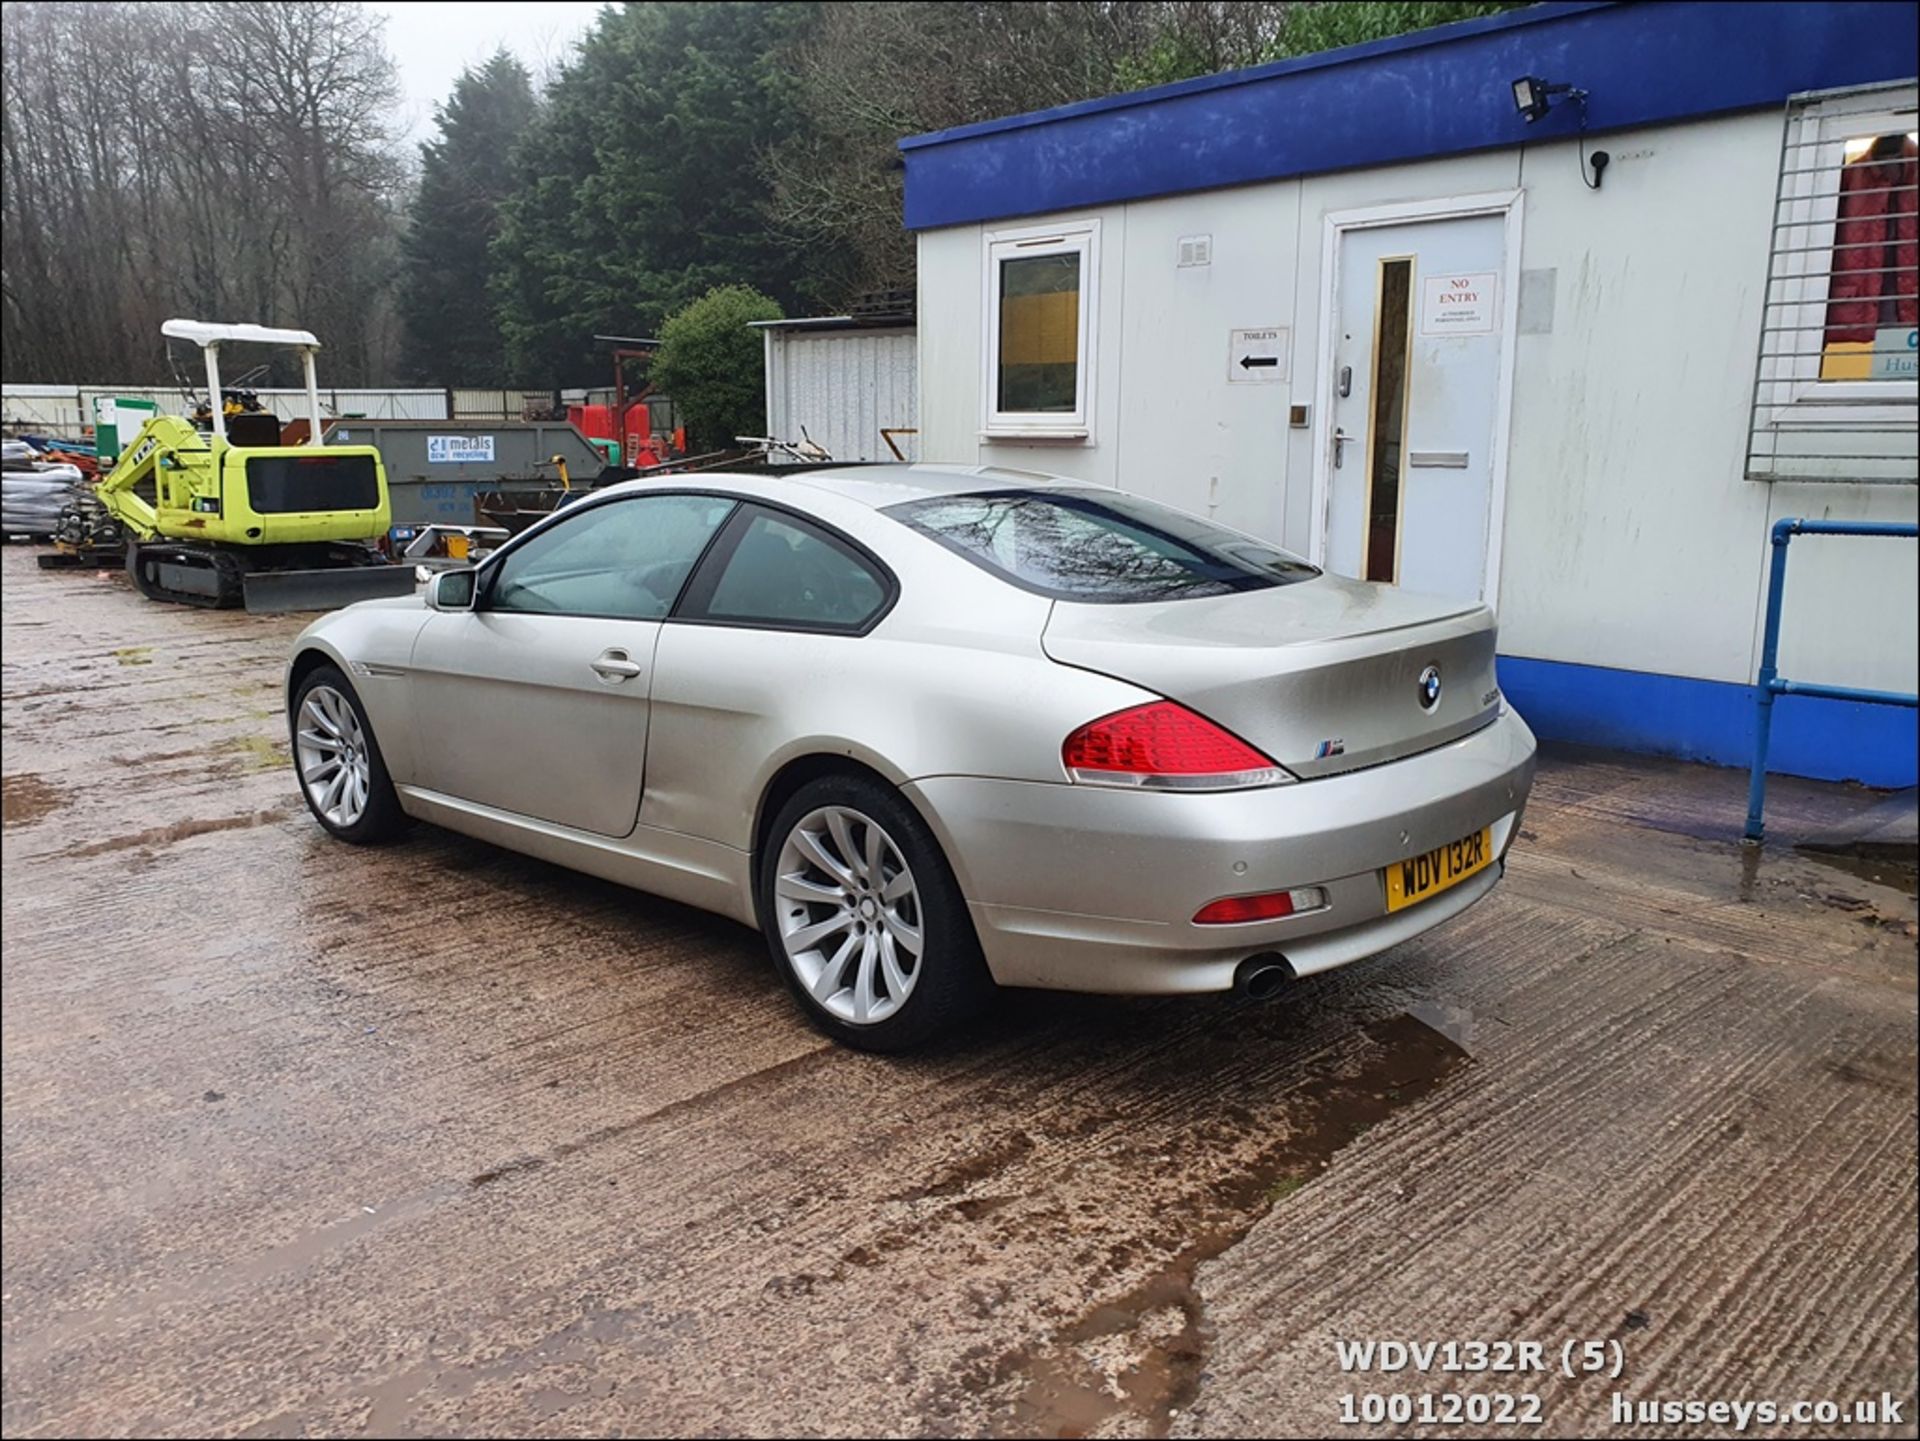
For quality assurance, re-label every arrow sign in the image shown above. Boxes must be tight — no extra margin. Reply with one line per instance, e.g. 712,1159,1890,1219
1227,326,1289,382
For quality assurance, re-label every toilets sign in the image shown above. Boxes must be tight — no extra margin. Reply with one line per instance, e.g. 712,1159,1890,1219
1420,272,1499,336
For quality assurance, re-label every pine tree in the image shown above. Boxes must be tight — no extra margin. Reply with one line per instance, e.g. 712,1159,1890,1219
397,51,536,386
490,3,817,386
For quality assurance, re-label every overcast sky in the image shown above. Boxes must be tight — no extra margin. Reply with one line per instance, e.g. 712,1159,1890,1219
368,1,609,145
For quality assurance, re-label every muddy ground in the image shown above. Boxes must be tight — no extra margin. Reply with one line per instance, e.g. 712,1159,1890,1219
2,543,1915,1438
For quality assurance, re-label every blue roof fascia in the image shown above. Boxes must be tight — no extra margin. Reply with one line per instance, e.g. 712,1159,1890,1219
899,0,1920,230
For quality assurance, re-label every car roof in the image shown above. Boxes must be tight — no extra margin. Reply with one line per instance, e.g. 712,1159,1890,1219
724,463,1069,510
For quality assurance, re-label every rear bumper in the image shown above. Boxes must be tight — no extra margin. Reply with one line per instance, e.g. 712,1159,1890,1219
905,709,1536,995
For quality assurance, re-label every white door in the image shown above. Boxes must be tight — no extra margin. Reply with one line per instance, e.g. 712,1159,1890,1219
1324,214,1506,602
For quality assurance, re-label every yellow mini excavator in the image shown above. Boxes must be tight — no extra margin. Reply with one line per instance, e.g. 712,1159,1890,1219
90,320,415,612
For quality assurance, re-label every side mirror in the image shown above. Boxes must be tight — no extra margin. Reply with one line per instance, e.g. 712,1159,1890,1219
425,567,477,611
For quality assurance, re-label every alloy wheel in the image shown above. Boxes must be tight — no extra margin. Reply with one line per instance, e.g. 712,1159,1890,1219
774,805,924,1025
295,685,371,828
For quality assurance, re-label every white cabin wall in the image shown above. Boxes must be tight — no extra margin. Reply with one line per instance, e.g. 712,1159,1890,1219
916,225,986,466
919,205,1128,486
1501,110,1915,690
914,110,1918,697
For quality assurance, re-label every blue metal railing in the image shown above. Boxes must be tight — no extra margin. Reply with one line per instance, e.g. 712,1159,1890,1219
1744,518,1919,842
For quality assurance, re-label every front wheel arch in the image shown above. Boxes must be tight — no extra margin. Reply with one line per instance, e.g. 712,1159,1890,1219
288,662,410,844
286,645,340,715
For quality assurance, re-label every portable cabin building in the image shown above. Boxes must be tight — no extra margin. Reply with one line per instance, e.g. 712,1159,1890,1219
901,0,1918,785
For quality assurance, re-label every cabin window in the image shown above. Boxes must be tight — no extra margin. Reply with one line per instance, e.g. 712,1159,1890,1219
1748,85,1918,483
983,220,1099,439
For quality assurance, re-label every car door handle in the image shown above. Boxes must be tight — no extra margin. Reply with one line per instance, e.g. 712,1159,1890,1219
590,649,644,681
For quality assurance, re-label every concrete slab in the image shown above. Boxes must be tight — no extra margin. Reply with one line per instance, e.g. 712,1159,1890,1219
2,545,1913,1437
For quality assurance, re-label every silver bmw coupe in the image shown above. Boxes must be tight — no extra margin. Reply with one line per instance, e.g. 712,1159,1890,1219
287,464,1535,1050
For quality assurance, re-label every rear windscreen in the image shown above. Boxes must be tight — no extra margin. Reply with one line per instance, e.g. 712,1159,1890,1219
246,455,379,514
885,488,1319,602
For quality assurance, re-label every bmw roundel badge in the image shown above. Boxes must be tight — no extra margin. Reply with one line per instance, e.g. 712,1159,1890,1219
1417,664,1443,711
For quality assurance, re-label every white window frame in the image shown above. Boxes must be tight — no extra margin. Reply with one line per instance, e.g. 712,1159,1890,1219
1757,85,1918,428
981,218,1099,440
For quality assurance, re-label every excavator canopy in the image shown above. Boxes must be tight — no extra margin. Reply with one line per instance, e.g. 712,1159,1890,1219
160,319,322,350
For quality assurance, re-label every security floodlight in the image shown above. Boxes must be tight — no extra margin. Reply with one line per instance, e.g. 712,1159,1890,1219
1512,75,1584,123
1510,75,1606,188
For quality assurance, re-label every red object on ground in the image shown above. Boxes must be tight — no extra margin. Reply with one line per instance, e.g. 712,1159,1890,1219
43,449,98,478
567,403,616,447
569,400,666,468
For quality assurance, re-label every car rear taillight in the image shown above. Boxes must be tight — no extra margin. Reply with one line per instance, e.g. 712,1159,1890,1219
1193,886,1327,924
1062,701,1292,790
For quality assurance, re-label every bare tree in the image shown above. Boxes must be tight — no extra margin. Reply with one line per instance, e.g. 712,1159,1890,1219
1,1,405,385
766,2,1294,298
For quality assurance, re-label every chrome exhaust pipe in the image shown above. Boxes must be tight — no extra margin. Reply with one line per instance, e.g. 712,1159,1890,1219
1233,953,1296,1002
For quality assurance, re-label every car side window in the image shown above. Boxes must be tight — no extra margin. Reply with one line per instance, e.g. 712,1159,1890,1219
683,507,890,631
487,493,735,620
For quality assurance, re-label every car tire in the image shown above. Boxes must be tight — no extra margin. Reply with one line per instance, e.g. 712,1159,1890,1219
758,772,992,1052
289,663,410,845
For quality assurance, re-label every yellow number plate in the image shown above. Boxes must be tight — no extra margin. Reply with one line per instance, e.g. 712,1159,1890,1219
1384,827,1493,912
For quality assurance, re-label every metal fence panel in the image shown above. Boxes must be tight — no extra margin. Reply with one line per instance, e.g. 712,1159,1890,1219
4,384,449,430
1745,84,1919,485
765,328,918,463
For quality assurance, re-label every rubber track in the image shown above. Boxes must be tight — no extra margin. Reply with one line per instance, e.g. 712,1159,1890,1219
125,540,247,609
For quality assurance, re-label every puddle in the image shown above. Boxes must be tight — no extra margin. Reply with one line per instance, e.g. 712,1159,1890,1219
1796,841,1919,895
1737,836,1916,923
1003,1012,1469,1439
1,772,67,829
